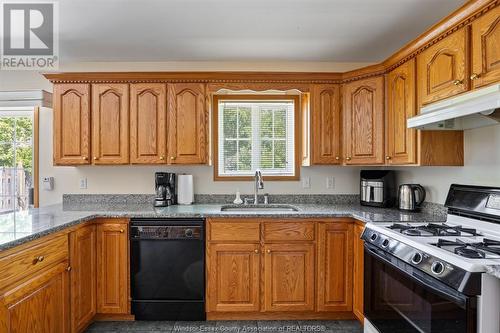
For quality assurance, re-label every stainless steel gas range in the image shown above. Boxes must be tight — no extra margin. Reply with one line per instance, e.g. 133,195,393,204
362,184,500,333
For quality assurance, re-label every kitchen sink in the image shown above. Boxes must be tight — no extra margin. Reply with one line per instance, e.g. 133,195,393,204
220,204,300,212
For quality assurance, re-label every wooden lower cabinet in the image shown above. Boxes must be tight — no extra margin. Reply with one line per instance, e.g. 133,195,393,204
206,243,260,312
317,222,353,312
263,243,315,312
70,224,96,332
206,218,357,319
353,223,365,323
96,221,129,314
0,262,70,333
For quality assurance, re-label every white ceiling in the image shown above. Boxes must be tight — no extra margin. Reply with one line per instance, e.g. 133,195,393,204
58,0,466,63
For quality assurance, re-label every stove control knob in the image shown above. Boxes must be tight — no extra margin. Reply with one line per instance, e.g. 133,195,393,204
411,252,423,265
381,239,390,248
370,233,378,242
431,261,445,275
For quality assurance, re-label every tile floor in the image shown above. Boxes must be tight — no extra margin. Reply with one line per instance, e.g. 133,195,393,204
85,320,363,333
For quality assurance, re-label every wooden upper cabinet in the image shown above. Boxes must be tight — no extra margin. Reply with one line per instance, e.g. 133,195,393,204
311,84,342,164
70,225,96,333
53,84,91,165
263,243,315,312
92,84,129,164
317,222,353,312
471,6,500,89
343,76,385,165
206,243,260,312
417,27,470,106
96,222,129,314
386,59,418,165
130,83,167,164
167,83,208,164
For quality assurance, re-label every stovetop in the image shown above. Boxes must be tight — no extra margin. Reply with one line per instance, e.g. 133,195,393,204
366,214,500,272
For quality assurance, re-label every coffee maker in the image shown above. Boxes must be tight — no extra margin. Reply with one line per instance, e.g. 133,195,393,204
154,172,176,207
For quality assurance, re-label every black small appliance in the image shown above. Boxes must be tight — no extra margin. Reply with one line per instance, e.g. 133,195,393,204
360,170,396,207
154,172,176,207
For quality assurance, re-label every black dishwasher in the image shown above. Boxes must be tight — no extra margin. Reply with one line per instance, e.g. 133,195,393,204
130,218,205,320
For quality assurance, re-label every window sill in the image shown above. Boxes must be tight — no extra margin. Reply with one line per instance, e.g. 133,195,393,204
213,175,300,181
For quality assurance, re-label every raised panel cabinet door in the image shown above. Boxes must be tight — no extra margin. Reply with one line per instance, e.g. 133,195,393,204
343,76,385,165
53,84,91,165
263,243,315,312
206,243,260,312
130,83,167,164
92,84,129,164
317,222,353,312
471,6,500,89
417,27,469,106
387,59,417,165
96,223,129,314
0,262,70,333
167,83,208,164
311,84,342,164
69,225,96,333
353,223,364,322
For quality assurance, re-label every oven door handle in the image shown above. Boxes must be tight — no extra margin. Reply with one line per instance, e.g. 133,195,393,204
364,243,468,307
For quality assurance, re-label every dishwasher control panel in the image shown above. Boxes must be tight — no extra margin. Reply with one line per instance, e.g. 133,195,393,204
130,225,202,240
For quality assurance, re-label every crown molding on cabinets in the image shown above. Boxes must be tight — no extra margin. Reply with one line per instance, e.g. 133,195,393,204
43,1,499,85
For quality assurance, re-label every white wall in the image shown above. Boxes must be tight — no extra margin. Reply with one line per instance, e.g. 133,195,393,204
1,62,499,206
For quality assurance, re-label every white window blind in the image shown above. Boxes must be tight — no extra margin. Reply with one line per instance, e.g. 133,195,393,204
218,99,295,177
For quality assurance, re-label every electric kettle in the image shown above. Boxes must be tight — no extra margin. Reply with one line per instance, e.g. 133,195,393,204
398,184,426,211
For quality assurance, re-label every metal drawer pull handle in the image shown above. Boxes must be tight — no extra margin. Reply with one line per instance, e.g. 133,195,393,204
34,256,45,264
470,73,480,80
453,79,463,85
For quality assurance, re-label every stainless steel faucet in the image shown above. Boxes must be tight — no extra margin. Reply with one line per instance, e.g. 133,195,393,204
254,170,264,204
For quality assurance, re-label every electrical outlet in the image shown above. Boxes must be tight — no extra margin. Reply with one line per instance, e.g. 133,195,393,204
79,177,87,189
302,176,311,189
326,176,335,189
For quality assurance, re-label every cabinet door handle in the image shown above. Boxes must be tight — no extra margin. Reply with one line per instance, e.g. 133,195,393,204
170,156,176,160
386,156,391,160
66,266,72,272
453,79,463,85
93,156,98,161
470,73,480,80
160,155,165,160
335,156,340,161
254,249,259,254
83,156,88,161
120,229,124,233
266,249,271,254
346,157,352,161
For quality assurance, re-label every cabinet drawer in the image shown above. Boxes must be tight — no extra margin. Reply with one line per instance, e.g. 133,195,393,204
208,220,260,242
0,234,69,289
263,221,315,241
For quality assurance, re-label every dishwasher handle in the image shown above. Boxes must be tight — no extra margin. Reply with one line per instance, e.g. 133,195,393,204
130,225,203,240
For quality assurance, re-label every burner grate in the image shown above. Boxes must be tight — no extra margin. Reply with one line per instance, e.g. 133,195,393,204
388,223,478,237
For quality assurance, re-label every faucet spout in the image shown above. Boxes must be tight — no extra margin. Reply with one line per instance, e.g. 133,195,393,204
254,170,264,204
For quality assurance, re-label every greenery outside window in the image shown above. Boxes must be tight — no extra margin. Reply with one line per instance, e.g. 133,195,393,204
0,108,39,212
213,95,300,180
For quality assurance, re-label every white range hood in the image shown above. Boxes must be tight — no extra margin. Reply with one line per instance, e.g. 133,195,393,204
407,84,500,130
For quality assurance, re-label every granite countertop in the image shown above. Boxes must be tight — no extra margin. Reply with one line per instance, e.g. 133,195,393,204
0,202,447,252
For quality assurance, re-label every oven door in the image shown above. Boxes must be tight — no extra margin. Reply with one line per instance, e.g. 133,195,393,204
364,243,477,333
